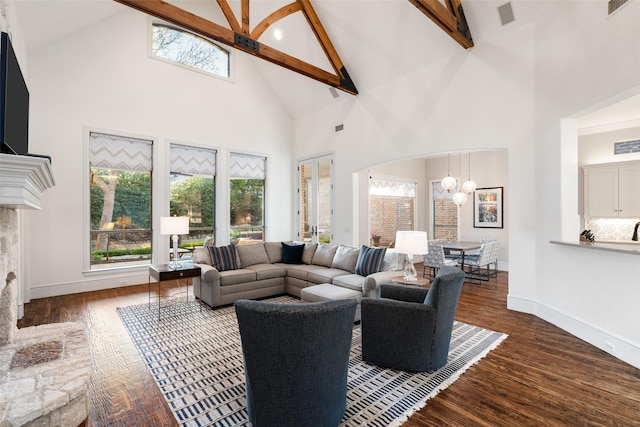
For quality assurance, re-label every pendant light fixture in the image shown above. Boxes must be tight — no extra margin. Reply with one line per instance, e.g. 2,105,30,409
452,153,468,206
462,152,477,194
441,153,457,192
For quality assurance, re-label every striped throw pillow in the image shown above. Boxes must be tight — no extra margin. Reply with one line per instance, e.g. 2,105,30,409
355,245,387,276
207,244,238,272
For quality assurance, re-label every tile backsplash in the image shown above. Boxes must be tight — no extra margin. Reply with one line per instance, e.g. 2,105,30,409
585,218,640,242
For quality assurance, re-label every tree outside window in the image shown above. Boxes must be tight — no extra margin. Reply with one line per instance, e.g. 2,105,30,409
89,133,152,269
230,153,266,245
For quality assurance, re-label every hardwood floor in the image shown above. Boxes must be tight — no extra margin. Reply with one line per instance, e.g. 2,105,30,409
18,271,640,426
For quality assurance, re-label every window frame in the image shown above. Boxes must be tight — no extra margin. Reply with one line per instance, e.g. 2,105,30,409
169,142,217,258
84,129,156,272
148,20,234,82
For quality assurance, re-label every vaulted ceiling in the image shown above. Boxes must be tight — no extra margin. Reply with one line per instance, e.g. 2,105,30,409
15,0,494,118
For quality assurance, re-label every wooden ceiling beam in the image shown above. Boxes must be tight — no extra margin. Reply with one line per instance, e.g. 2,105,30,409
114,0,357,95
408,0,473,48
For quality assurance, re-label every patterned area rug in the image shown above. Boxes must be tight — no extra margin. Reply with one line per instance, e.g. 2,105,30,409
117,295,507,427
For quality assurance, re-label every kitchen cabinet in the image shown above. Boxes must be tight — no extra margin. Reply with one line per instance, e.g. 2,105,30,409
584,162,640,218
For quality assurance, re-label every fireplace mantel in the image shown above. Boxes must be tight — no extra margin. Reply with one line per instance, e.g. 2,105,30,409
0,153,55,209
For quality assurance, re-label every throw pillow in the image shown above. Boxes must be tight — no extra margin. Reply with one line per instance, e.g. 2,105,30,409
311,243,338,267
236,243,270,268
281,242,305,264
355,245,387,276
331,244,359,273
207,245,239,272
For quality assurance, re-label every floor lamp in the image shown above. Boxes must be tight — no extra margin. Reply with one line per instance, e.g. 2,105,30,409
395,231,429,281
160,216,190,270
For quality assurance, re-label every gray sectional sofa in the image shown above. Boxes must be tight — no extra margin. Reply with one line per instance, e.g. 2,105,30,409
191,241,404,311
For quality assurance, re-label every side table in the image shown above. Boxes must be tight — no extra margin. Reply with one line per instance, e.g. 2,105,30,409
148,263,201,320
391,276,431,288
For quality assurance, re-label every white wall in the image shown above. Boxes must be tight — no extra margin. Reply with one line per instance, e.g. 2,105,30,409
579,126,640,166
293,2,640,368
20,10,294,300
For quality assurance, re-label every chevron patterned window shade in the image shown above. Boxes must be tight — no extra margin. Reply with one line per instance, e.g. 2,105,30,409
89,132,152,172
170,144,216,176
369,176,416,197
229,152,266,179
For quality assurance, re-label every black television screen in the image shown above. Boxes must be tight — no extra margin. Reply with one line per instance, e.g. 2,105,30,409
0,31,29,155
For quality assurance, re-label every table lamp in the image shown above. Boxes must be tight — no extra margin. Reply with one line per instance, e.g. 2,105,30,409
160,216,189,270
395,230,429,281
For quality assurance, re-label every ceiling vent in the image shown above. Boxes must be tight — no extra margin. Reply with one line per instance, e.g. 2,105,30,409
497,2,515,26
608,0,630,15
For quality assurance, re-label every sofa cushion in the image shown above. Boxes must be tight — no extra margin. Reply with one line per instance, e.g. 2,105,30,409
193,247,212,265
355,245,387,276
247,264,287,280
285,264,319,281
219,269,257,286
308,268,350,284
311,243,338,267
208,245,239,271
295,242,318,264
265,241,284,263
236,243,270,267
332,274,366,292
282,242,305,264
331,244,359,273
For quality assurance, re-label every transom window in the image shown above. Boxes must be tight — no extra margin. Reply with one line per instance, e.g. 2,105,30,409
151,23,230,79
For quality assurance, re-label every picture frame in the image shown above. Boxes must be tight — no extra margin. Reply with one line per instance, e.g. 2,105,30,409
473,187,503,228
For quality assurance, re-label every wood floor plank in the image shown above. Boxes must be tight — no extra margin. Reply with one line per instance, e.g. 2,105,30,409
17,271,640,426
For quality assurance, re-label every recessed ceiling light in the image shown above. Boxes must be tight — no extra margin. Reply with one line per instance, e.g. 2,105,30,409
273,29,283,40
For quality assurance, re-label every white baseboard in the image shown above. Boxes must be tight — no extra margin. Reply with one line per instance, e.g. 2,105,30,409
28,272,149,300
508,295,640,369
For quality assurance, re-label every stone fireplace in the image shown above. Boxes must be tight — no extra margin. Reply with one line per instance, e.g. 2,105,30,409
0,154,91,426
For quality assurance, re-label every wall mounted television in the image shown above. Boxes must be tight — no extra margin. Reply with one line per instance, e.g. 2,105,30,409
0,31,30,156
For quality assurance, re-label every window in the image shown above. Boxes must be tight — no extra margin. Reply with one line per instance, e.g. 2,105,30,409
432,181,459,240
369,176,416,247
151,23,230,79
169,144,216,253
89,132,152,269
229,153,266,245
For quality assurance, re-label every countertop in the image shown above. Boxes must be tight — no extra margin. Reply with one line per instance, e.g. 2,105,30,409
550,240,640,255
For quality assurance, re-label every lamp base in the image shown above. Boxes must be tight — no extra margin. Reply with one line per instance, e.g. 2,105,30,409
170,234,180,270
403,254,418,281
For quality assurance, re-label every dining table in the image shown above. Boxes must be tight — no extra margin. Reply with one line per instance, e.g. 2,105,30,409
440,241,482,271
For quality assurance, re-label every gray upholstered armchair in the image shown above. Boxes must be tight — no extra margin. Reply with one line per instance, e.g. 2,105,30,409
235,298,356,427
360,266,465,372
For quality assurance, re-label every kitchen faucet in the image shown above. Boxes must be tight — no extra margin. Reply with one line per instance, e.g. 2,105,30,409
633,221,640,241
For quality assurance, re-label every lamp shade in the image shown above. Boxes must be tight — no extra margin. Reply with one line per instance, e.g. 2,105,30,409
395,231,429,255
441,176,457,192
160,216,189,235
453,191,468,207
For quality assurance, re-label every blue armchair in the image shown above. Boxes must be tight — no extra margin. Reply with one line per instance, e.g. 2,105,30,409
235,298,356,427
360,266,465,372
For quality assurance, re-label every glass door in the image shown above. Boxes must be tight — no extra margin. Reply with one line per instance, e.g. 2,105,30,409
298,155,333,243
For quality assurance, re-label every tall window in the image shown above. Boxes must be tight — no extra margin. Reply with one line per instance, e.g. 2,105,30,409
89,132,152,270
432,181,459,240
151,23,230,79
369,176,416,247
229,153,266,245
169,144,216,252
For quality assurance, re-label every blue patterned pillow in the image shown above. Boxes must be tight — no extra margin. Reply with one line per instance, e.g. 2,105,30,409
207,245,238,271
355,245,387,276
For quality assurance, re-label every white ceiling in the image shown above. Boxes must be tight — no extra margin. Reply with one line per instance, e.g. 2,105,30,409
12,0,640,123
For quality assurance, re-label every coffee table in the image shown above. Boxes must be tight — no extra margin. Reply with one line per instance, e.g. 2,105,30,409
392,276,430,288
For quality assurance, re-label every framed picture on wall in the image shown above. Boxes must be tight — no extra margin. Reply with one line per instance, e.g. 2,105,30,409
473,187,503,228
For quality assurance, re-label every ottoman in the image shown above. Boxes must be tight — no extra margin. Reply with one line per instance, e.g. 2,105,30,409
301,283,362,322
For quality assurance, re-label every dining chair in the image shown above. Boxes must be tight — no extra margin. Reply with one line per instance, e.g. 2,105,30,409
422,242,458,279
459,241,499,283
